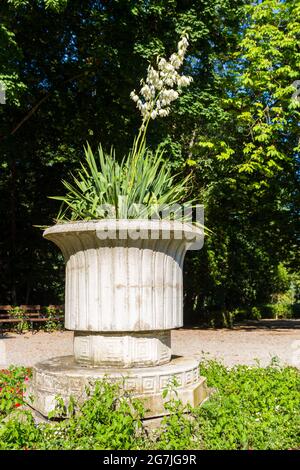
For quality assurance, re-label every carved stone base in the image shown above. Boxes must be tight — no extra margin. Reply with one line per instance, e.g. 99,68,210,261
26,355,208,418
73,330,171,367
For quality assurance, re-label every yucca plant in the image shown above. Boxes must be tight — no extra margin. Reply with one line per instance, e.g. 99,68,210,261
52,34,200,224
52,142,195,222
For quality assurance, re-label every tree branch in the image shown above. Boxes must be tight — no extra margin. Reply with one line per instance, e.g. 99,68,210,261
6,70,95,139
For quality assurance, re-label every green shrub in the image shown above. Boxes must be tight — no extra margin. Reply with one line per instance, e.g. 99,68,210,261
262,303,293,319
43,305,63,332
250,306,261,320
195,360,300,450
0,411,43,449
0,367,31,418
150,378,202,450
0,377,146,450
9,307,29,333
39,380,146,450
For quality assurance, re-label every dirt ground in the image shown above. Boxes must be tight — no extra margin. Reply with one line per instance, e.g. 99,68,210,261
0,320,299,369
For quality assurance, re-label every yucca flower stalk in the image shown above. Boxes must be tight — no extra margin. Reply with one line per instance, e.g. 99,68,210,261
130,35,192,123
129,35,192,184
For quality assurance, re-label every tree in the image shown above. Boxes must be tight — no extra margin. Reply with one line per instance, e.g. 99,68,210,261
184,0,300,322
0,0,298,324
0,0,246,306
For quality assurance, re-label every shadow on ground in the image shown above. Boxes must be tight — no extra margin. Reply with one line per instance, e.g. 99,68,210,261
183,319,300,331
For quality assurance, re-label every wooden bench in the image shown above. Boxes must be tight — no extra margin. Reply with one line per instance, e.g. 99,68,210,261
0,305,64,332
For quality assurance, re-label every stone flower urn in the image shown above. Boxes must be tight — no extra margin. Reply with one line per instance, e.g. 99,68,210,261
28,220,208,417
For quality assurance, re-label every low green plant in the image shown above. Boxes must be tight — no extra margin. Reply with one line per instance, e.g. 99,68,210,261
250,306,262,320
0,411,42,450
195,360,300,450
9,307,29,333
152,377,202,450
44,305,63,332
0,367,31,418
0,361,299,450
0,378,146,450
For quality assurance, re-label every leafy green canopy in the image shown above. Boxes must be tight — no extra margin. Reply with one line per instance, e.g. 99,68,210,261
184,0,300,317
0,0,298,314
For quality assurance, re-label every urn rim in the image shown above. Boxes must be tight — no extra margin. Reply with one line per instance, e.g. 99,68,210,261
43,218,203,241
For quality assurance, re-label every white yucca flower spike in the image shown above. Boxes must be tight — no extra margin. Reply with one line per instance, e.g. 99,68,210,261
130,34,192,123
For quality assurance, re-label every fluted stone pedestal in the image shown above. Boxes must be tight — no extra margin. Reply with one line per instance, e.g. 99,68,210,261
28,220,207,417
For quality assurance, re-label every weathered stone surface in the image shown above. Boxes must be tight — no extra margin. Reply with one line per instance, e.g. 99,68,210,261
27,355,208,418
73,330,171,367
137,379,208,418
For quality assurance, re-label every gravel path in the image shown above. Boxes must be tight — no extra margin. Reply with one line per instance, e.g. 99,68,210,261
1,320,299,369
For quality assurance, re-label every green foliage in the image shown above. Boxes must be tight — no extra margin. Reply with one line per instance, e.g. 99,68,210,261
195,360,300,450
52,142,194,222
0,23,26,105
0,361,299,450
0,377,146,450
43,305,63,331
40,380,146,450
153,377,201,450
0,367,30,417
262,264,300,319
183,0,299,321
0,411,42,450
0,0,298,314
7,0,68,11
8,306,29,333
233,0,300,185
